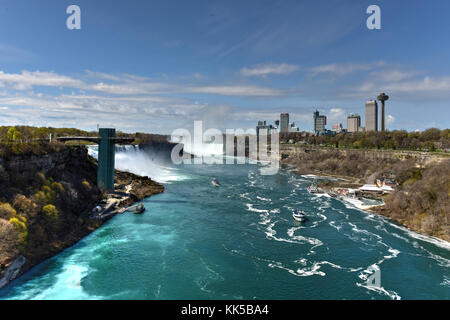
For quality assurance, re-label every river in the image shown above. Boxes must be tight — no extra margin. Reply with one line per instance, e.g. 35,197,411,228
0,146,449,300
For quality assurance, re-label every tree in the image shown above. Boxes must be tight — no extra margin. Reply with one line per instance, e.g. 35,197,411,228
42,204,58,219
0,203,17,220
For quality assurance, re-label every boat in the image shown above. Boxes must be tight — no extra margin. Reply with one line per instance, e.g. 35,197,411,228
292,209,307,222
211,178,221,187
134,203,145,214
307,185,320,194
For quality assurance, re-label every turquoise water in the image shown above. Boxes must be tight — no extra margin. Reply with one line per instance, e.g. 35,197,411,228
1,148,449,300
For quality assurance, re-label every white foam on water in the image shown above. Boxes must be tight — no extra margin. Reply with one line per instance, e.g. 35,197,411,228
349,223,383,241
440,276,450,287
286,227,323,246
245,203,269,213
329,221,342,231
269,259,360,278
385,220,450,251
301,174,318,179
356,264,401,300
239,192,252,201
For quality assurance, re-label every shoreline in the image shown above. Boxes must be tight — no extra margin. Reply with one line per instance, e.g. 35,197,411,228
292,169,450,244
0,169,164,291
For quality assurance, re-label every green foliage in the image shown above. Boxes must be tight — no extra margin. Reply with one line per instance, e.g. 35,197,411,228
280,128,450,152
32,173,64,205
42,204,58,219
9,215,28,248
6,127,21,141
0,203,17,220
82,180,92,190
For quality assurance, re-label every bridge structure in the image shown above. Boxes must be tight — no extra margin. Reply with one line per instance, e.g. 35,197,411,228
57,128,134,191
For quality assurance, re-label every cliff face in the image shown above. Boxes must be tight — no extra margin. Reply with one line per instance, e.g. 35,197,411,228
138,140,180,162
0,145,164,289
280,145,450,241
0,146,103,289
279,146,446,181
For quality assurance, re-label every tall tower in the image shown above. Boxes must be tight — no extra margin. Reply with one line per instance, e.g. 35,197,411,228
365,100,378,132
280,113,289,133
377,93,389,131
313,110,327,134
97,128,116,191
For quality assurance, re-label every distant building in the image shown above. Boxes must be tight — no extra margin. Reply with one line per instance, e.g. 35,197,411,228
256,121,274,137
332,123,343,133
313,110,327,134
347,114,361,133
280,113,289,133
289,122,299,132
365,100,378,132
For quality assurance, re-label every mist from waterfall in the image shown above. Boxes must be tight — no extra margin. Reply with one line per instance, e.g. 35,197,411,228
88,145,189,183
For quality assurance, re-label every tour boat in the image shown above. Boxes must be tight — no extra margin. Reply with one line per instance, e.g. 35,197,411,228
307,185,320,194
134,203,145,214
292,210,307,222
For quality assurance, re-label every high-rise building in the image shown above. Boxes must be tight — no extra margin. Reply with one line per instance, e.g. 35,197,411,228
280,113,289,133
332,123,343,133
313,110,327,134
347,114,361,133
365,100,378,132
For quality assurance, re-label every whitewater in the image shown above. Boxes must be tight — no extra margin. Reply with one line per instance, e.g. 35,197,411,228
0,146,449,300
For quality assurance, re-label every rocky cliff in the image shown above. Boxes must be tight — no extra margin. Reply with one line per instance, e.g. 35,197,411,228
0,145,164,290
280,145,449,241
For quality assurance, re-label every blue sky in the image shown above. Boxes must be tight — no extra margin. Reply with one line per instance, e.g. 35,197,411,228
0,0,449,133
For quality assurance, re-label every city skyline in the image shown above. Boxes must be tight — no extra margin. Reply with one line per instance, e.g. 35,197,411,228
0,1,450,134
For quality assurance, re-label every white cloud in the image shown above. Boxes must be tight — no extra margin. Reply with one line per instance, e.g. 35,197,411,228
184,85,284,96
308,62,385,76
387,114,395,125
241,63,299,77
357,76,450,96
0,70,84,90
0,69,287,97
327,108,346,124
369,69,417,82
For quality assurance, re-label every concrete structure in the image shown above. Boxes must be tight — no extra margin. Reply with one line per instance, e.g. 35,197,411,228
377,93,389,131
365,100,378,132
313,110,327,134
280,113,290,133
57,129,134,191
97,128,116,191
256,121,275,137
347,114,361,133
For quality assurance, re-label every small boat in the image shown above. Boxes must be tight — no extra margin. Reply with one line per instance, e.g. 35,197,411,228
134,203,145,214
307,185,320,194
211,178,221,187
293,209,306,222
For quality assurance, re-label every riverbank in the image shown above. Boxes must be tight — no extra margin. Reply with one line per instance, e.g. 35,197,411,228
0,146,164,290
281,145,449,242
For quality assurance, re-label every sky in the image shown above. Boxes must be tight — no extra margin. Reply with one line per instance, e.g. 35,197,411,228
0,0,449,134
